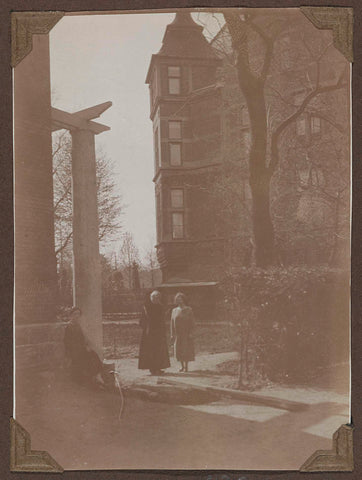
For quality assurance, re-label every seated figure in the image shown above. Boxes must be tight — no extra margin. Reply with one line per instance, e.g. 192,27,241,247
64,307,106,388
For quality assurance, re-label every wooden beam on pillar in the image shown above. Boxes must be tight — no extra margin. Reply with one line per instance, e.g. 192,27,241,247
51,106,111,135
74,101,112,120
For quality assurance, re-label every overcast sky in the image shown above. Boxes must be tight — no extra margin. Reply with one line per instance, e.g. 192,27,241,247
49,11,222,262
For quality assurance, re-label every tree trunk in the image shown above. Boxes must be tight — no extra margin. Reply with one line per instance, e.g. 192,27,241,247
250,171,275,266
224,13,277,267
238,71,275,266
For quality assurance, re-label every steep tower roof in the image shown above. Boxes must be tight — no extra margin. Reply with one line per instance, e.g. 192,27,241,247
158,12,217,59
146,12,218,84
169,11,201,27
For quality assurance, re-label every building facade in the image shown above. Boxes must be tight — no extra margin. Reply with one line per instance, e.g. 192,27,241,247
146,11,350,315
146,12,234,317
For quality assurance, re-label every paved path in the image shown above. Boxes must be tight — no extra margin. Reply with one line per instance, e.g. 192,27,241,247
112,352,349,444
111,351,239,387
16,372,347,471
15,353,349,471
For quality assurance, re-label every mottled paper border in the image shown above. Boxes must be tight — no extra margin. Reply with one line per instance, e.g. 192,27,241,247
10,6,353,473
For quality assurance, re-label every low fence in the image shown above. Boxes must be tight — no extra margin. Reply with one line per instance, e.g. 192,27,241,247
103,312,141,324
102,317,237,360
102,293,144,313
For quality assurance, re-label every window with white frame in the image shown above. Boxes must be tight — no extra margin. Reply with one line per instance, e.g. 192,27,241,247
168,120,182,139
311,116,321,134
309,166,325,187
168,66,181,95
169,143,182,166
171,189,184,208
296,117,306,136
172,212,184,239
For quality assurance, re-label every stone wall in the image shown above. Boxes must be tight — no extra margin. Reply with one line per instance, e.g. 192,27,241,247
15,322,66,371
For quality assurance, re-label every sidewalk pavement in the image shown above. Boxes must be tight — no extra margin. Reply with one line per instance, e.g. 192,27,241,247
14,352,350,470
110,351,350,441
111,351,349,405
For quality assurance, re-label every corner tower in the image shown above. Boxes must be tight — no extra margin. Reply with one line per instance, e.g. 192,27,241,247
146,12,224,292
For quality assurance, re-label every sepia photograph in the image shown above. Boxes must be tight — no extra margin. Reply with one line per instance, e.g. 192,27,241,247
12,7,352,472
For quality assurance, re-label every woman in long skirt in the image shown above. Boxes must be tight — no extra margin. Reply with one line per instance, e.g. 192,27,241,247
170,292,195,372
138,290,170,375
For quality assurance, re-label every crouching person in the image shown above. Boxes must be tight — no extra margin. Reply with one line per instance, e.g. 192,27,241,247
64,306,106,389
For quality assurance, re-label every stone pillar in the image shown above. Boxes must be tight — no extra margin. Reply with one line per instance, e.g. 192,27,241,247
13,33,61,370
71,129,103,359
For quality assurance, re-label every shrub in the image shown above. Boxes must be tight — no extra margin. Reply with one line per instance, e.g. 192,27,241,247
219,266,349,386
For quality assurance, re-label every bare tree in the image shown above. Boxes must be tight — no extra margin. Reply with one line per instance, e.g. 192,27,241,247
273,120,350,266
52,131,123,267
222,10,349,266
144,242,159,288
119,232,141,289
52,131,74,265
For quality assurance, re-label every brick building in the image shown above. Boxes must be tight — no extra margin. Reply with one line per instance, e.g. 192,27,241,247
145,11,350,316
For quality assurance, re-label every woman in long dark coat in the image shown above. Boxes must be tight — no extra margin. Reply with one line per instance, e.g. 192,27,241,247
138,290,170,375
64,307,106,388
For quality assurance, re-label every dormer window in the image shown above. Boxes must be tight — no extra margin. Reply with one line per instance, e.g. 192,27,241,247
168,66,181,95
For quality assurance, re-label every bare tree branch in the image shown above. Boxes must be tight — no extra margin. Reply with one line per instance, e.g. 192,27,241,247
55,230,73,256
269,65,348,174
